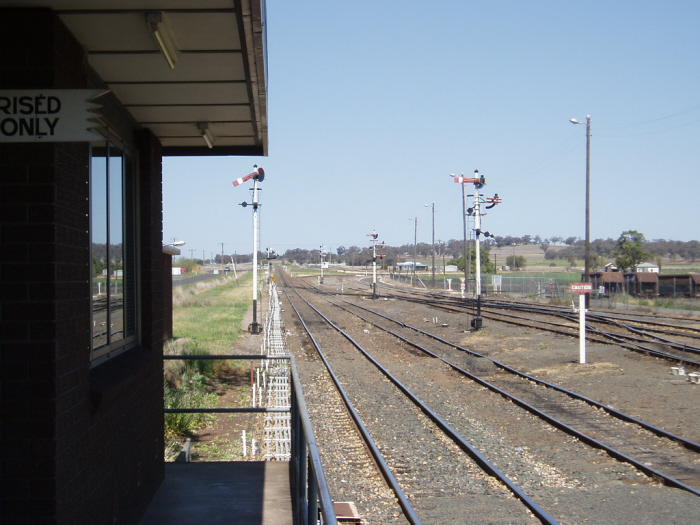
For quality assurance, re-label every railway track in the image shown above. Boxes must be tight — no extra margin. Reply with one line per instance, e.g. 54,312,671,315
279,272,700,524
283,280,551,524
321,291,700,485
345,281,700,367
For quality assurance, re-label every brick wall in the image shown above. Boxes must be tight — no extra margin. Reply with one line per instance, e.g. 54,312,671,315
1,10,165,524
163,253,175,341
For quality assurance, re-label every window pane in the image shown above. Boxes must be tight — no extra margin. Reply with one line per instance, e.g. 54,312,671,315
91,141,137,363
109,146,125,344
91,144,108,351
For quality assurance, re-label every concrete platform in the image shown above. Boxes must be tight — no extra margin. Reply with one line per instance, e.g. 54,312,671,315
139,462,293,525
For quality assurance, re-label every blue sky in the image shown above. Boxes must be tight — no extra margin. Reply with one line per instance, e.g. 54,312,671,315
164,1,700,260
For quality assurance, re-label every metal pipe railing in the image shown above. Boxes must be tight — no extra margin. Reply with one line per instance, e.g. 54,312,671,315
164,354,336,525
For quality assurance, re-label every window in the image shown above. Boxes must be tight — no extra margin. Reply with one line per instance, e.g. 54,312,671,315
90,141,138,364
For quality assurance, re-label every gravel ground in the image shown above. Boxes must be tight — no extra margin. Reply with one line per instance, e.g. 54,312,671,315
192,275,700,524
280,275,700,524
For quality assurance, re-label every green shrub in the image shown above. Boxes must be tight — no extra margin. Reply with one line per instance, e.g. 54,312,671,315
182,341,214,378
164,379,217,436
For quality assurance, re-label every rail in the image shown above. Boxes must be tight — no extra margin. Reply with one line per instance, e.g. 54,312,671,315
284,284,560,524
164,353,337,525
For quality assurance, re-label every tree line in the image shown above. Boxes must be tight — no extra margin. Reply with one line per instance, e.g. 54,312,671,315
173,233,699,273
276,234,699,269
543,234,700,270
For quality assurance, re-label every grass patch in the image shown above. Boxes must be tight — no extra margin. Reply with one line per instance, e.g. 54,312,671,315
173,273,253,354
164,378,218,437
164,272,256,444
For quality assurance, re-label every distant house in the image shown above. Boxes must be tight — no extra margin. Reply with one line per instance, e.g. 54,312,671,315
445,264,459,272
634,262,659,273
604,262,619,272
397,261,428,272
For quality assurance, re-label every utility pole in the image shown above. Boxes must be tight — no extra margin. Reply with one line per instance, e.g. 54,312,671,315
570,115,592,307
220,243,225,272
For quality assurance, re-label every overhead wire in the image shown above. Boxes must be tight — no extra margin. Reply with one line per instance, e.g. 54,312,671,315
597,101,700,137
500,130,581,179
503,101,700,177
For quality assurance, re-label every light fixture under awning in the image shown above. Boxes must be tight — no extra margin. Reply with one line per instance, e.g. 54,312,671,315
198,122,214,149
147,12,179,69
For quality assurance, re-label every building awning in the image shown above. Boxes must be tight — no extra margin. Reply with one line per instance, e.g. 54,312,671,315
30,0,267,156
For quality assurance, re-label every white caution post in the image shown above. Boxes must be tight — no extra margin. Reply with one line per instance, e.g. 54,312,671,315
570,282,593,363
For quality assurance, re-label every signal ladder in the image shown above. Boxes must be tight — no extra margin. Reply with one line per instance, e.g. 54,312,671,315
257,282,291,460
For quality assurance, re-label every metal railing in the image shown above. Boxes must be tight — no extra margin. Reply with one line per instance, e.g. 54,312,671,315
164,353,336,525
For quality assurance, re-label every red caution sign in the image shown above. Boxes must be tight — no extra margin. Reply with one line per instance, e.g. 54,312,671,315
570,282,593,294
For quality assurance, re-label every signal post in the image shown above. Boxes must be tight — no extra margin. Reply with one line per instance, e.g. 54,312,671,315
571,282,593,363
367,231,386,299
234,165,266,334
453,170,502,330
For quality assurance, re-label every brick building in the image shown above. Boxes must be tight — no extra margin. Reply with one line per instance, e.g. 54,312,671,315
0,3,267,524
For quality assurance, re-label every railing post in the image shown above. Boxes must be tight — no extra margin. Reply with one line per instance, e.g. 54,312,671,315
307,456,318,525
300,428,308,523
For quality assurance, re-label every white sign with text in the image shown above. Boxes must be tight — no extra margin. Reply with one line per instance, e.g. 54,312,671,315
0,89,105,142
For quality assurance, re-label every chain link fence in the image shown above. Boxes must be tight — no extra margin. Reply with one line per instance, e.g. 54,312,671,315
387,271,700,315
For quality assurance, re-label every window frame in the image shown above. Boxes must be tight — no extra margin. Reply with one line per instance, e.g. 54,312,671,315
89,140,139,366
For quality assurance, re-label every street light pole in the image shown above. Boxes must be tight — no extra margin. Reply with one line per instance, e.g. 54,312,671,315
571,115,591,306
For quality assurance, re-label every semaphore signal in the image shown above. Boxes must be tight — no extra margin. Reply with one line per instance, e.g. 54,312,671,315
453,169,502,330
234,165,265,334
367,231,385,299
